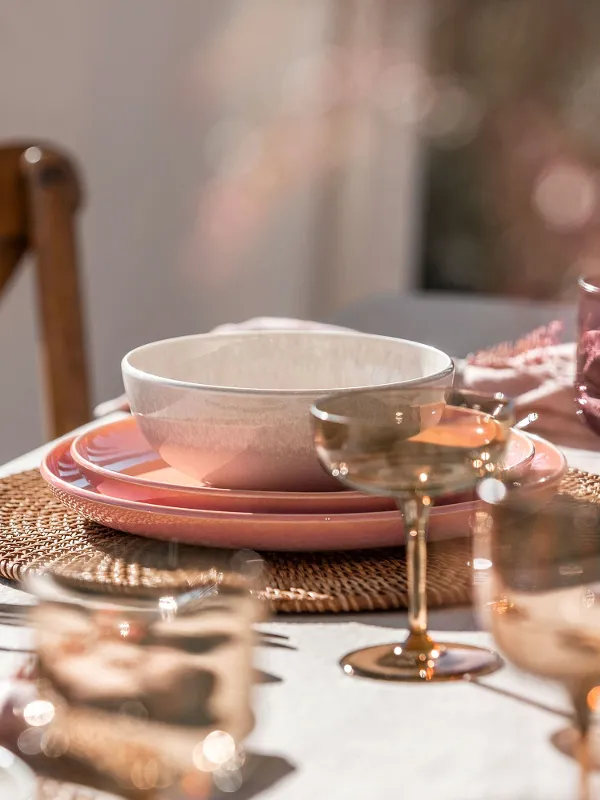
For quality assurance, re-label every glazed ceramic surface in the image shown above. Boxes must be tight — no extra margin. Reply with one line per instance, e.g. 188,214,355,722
72,417,535,513
43,435,565,552
122,330,454,492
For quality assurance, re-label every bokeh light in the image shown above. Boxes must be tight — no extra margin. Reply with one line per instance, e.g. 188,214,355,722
159,595,178,620
201,730,236,766
23,146,42,165
213,765,244,793
130,757,160,791
374,62,434,126
280,49,342,116
17,728,43,756
477,478,507,503
533,161,597,231
422,78,482,146
23,700,55,728
588,686,600,710
40,729,70,759
230,548,264,581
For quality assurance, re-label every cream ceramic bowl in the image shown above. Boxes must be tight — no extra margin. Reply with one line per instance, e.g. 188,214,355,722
122,330,454,491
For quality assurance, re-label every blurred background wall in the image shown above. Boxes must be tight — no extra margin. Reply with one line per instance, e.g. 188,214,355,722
0,0,425,461
422,0,600,299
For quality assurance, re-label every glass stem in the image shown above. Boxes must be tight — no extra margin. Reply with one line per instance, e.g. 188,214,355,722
398,495,432,651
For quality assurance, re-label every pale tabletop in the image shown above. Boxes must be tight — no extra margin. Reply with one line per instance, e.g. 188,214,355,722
0,412,599,800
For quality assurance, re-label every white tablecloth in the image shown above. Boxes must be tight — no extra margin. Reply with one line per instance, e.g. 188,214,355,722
0,415,598,799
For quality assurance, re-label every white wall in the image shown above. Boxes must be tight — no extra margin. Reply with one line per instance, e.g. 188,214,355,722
0,0,423,462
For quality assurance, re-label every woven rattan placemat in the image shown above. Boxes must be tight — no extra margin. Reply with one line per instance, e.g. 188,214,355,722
0,468,590,613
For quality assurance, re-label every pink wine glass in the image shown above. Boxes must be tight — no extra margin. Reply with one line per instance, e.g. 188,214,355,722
576,275,600,435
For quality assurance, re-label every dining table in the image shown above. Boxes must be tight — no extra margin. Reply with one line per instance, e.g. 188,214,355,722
0,413,598,799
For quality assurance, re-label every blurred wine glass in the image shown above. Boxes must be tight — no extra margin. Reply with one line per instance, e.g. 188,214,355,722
477,487,600,800
20,546,262,798
576,275,600,435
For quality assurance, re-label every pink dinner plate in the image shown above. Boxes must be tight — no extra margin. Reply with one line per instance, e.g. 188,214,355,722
70,417,536,515
42,434,565,552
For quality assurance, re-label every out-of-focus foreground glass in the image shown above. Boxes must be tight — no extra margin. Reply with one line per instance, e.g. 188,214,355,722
476,488,600,800
21,547,263,798
577,275,600,435
311,386,514,682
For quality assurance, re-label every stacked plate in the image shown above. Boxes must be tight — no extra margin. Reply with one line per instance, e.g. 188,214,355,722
40,417,567,552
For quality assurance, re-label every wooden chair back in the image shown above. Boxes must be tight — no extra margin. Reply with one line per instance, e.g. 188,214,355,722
0,143,90,438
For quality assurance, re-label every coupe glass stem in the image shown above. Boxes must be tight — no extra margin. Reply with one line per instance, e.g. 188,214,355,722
398,494,433,651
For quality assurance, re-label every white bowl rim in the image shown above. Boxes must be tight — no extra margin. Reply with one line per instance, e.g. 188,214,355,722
122,329,454,397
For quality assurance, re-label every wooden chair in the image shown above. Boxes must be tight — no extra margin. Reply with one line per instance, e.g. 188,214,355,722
0,142,90,438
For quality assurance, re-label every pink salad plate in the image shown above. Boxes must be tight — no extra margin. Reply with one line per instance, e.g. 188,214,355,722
70,417,536,515
41,435,565,552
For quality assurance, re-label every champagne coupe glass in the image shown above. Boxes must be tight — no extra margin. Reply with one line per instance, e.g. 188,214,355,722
479,490,600,800
310,386,515,682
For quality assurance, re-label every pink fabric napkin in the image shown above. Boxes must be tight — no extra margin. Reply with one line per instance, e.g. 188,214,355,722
459,323,592,449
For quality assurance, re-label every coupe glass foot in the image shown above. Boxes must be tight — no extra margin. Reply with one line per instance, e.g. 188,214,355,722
340,641,503,682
